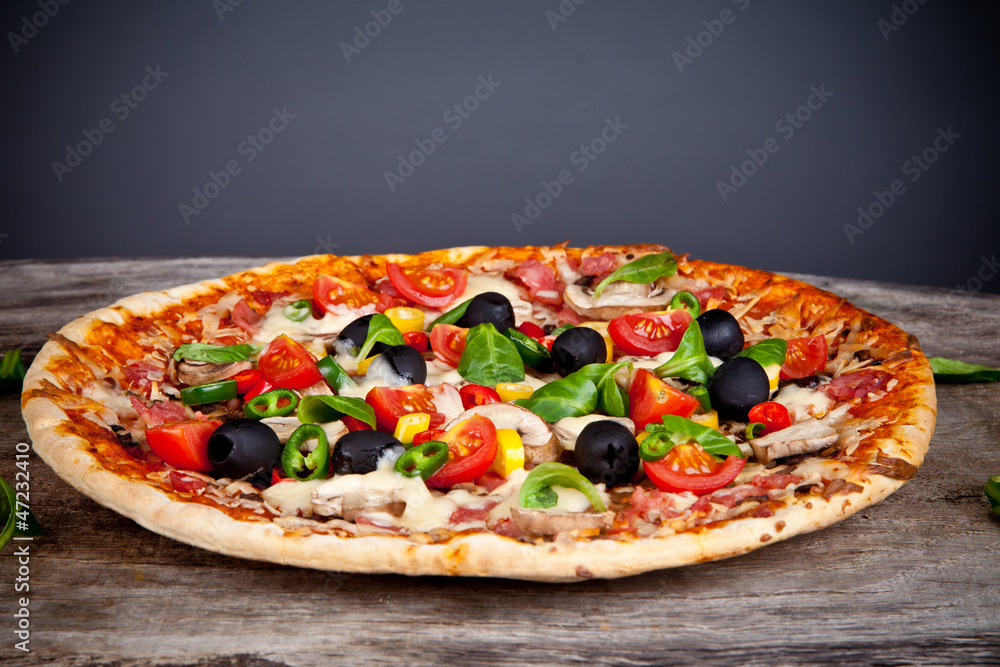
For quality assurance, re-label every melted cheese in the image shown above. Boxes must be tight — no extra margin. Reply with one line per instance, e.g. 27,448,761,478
458,275,533,321
262,479,325,516
774,384,833,420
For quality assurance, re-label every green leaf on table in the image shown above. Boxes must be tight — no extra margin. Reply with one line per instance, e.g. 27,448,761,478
929,357,1000,383
1,476,42,552
0,349,26,393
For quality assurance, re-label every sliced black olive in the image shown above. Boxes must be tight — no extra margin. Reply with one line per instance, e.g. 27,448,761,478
551,327,606,376
330,314,388,358
574,420,639,487
457,292,515,333
364,344,427,386
207,419,282,480
333,431,406,476
707,356,770,421
696,309,744,360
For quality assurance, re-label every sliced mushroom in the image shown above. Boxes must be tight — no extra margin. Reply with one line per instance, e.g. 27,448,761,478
510,507,614,536
749,418,840,466
551,415,635,451
260,417,347,445
445,403,560,465
562,282,674,320
312,490,406,521
176,359,252,386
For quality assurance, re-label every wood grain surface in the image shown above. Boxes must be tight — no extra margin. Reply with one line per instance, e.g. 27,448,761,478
1,257,998,667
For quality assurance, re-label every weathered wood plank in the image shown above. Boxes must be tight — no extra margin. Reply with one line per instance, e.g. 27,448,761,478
2,258,999,666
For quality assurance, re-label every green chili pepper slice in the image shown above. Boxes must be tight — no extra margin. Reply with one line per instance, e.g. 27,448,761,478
745,422,765,440
670,290,701,318
394,440,449,480
180,379,238,406
283,299,312,322
505,328,552,371
638,431,687,462
281,424,330,482
316,355,358,390
245,389,298,419
519,462,606,512
985,476,1000,516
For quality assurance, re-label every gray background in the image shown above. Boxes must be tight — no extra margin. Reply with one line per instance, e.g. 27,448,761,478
2,0,998,293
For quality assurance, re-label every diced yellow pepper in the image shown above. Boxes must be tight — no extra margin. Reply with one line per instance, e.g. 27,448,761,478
393,412,431,444
580,321,614,363
356,353,380,375
491,428,525,477
385,307,425,334
764,363,781,393
635,431,649,445
690,409,721,431
495,382,534,402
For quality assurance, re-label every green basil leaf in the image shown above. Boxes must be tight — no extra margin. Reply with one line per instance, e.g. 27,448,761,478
548,324,575,337
688,385,711,412
653,321,716,384
737,338,788,367
592,252,677,299
172,343,260,364
930,357,1000,383
426,298,473,331
0,349,26,393
523,485,559,509
1,476,41,551
646,415,744,458
297,395,376,428
357,313,405,361
515,375,598,422
458,323,525,386
519,462,606,512
572,362,632,418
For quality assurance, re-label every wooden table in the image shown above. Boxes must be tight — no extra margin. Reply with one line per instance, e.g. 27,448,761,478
2,258,998,666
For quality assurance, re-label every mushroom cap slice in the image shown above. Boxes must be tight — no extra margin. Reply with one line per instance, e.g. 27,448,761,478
176,359,252,387
510,507,614,536
749,418,839,466
444,402,560,465
562,282,673,321
551,415,635,451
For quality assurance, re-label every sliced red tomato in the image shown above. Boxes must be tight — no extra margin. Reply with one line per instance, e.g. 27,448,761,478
244,378,276,401
145,419,221,472
643,443,746,495
412,428,445,447
425,414,499,488
429,324,468,367
516,321,545,339
538,335,556,351
341,415,374,432
403,331,429,353
386,263,468,308
257,335,323,390
780,335,829,379
366,384,443,433
628,368,699,431
232,369,263,395
747,401,792,435
609,310,692,357
459,384,501,410
313,274,382,314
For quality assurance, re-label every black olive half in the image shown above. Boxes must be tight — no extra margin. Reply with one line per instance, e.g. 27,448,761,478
697,309,744,360
457,292,515,333
551,327,606,376
333,431,406,476
330,314,388,358
207,419,283,479
364,344,427,386
574,420,639,487
707,356,770,421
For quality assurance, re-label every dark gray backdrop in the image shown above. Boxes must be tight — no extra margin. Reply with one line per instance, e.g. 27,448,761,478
3,0,998,293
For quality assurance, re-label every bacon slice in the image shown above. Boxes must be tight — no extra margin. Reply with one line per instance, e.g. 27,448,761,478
579,253,616,277
514,259,565,306
129,395,188,427
231,298,263,332
122,362,164,397
823,369,891,400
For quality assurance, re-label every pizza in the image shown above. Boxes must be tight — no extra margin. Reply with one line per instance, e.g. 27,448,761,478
20,244,936,581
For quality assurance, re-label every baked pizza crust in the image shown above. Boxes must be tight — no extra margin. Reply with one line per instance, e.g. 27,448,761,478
21,245,936,582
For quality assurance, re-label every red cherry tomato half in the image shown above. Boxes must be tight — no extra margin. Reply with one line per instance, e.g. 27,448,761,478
145,419,221,472
365,384,442,433
643,443,746,496
608,310,692,357
459,384,501,410
257,335,324,390
243,378,276,402
780,335,829,380
403,331,429,353
429,324,468,368
628,368,700,431
412,428,445,447
232,369,263,395
747,401,792,435
538,335,556,351
425,414,499,488
386,263,468,308
313,274,383,314
516,321,546,339
341,415,374,432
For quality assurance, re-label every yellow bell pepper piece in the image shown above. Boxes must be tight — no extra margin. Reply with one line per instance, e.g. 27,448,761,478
491,428,525,477
393,412,431,445
356,353,380,375
763,363,781,394
580,321,614,363
690,409,721,431
495,382,534,402
385,307,425,334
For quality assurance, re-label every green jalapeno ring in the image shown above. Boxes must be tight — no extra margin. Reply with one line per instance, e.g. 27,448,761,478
180,379,238,406
283,299,313,322
281,424,330,481
316,355,357,390
394,440,449,480
669,290,701,318
245,389,299,420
